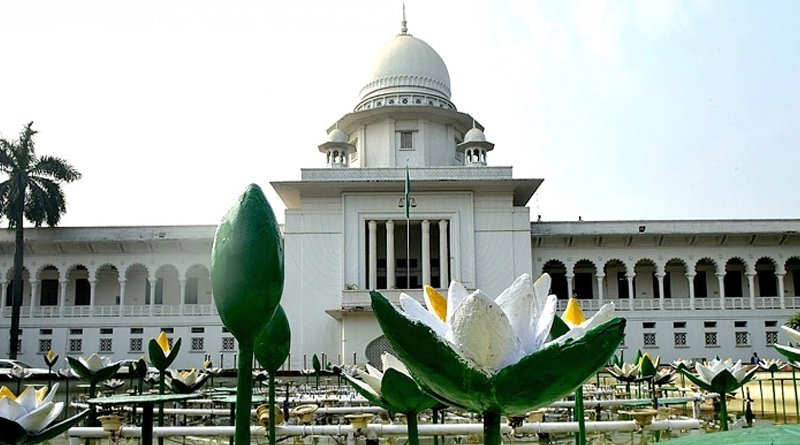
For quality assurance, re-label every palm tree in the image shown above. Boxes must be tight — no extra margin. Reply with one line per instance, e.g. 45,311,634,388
0,122,81,358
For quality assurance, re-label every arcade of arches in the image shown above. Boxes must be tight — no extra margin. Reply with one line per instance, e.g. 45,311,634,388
1,262,212,318
541,256,800,311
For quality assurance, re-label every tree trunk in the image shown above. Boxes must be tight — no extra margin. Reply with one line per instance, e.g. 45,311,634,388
9,209,24,359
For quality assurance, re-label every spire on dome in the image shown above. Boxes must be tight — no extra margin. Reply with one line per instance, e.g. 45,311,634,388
399,4,409,35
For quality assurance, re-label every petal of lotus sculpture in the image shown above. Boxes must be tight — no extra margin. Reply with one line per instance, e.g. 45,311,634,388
371,273,625,445
774,326,800,362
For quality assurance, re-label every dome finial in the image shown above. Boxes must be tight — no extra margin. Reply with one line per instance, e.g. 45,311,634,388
400,3,408,35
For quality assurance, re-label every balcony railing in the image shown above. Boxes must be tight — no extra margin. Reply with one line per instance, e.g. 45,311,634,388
1,304,217,319
341,291,795,313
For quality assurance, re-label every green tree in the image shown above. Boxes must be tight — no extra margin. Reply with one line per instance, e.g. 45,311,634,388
0,122,81,358
787,312,800,331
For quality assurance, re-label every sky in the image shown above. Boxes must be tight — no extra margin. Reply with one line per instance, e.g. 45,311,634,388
1,1,798,227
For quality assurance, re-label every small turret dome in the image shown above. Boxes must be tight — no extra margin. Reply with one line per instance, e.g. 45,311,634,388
327,128,348,143
464,127,486,143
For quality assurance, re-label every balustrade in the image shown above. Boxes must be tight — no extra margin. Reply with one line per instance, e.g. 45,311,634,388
662,298,692,310
32,306,60,318
92,305,120,317
724,297,750,310
633,299,660,311
694,298,720,310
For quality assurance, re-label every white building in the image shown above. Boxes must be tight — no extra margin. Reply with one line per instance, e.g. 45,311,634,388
0,21,797,369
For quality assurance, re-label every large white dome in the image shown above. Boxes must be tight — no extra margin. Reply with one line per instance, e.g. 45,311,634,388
356,30,454,111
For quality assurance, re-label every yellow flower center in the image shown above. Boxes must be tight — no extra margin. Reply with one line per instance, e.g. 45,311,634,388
424,285,448,321
563,298,586,326
0,386,16,400
157,331,171,353
35,386,48,403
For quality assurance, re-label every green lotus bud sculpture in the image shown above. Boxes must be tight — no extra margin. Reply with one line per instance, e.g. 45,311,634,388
148,331,181,373
211,183,284,445
679,358,757,430
371,273,625,445
254,305,291,445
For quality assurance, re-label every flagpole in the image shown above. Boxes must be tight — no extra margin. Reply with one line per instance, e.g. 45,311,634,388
407,217,410,289
405,163,411,289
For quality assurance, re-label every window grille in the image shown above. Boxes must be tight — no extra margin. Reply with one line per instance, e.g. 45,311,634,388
191,337,204,351
643,333,657,347
705,332,718,346
100,338,113,352
130,338,143,352
222,337,235,351
674,332,687,347
400,131,413,149
735,332,749,346
69,338,82,353
39,339,52,354
766,331,778,346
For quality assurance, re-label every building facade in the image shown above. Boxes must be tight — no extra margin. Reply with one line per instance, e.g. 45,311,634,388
0,22,796,369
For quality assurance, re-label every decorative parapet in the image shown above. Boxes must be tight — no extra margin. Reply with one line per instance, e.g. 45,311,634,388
302,167,514,182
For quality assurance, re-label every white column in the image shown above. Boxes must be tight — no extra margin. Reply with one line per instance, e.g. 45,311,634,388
686,273,696,310
439,220,449,286
716,273,726,310
386,221,395,289
368,220,378,289
566,274,574,299
179,278,187,308
59,280,67,317
656,273,665,310
777,273,786,309
421,220,431,286
30,281,38,313
746,272,756,309
595,274,604,306
626,274,635,310
118,279,127,317
89,280,97,307
0,280,6,313
149,276,156,315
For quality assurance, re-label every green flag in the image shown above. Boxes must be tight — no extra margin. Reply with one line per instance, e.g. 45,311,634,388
404,166,411,219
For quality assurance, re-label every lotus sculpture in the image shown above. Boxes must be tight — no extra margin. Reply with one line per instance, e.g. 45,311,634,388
679,358,757,430
371,273,625,445
168,369,209,394
67,353,122,426
0,383,89,445
344,352,438,445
